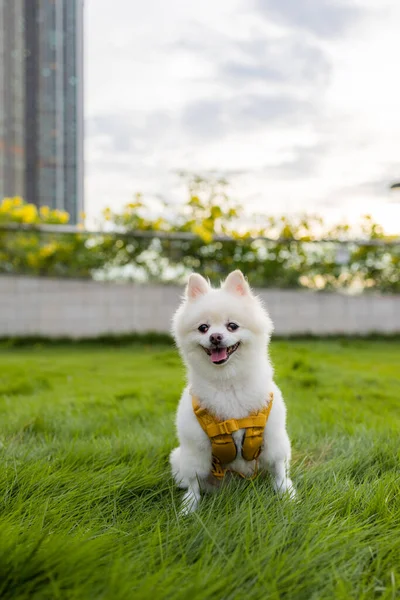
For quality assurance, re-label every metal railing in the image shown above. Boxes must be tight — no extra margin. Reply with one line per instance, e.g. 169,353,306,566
1,222,399,246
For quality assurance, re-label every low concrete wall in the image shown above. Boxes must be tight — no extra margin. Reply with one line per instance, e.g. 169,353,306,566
1,275,399,338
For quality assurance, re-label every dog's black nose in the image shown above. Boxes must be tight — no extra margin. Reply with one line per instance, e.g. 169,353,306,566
210,333,223,346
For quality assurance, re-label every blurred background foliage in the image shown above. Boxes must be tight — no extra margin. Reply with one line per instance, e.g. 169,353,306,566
1,176,399,292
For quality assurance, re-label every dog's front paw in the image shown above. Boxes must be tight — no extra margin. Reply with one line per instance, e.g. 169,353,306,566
285,481,297,501
274,478,297,501
180,490,200,516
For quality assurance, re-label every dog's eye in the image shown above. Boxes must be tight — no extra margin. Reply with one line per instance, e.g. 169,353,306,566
227,322,239,332
198,324,209,333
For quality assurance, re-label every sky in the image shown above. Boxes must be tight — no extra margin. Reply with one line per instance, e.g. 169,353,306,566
85,0,400,232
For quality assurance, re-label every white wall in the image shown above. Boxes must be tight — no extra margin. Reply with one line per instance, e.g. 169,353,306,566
1,275,399,338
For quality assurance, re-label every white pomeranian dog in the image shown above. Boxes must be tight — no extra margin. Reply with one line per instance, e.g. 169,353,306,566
170,270,295,514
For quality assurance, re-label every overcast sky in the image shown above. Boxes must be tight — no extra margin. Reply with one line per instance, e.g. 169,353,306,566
85,0,400,231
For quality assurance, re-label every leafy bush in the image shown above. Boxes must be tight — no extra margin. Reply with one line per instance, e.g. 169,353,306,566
1,180,399,292
0,198,103,277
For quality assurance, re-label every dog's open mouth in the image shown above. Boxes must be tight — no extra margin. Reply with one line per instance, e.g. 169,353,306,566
203,342,240,365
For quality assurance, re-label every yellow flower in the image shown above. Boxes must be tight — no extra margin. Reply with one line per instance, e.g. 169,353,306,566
40,206,50,219
231,230,251,241
24,204,38,223
12,197,23,207
192,224,213,243
15,203,38,223
39,242,58,258
57,210,70,224
152,218,165,231
126,202,141,210
0,198,13,211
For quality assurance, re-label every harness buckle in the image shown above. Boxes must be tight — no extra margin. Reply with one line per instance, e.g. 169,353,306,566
218,420,238,435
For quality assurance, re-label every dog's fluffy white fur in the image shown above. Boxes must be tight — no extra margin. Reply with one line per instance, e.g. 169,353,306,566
170,270,295,513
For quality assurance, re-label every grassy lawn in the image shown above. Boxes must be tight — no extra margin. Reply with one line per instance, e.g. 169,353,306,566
0,339,399,599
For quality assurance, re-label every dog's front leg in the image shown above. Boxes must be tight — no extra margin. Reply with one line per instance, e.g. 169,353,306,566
178,444,211,515
260,426,296,499
181,479,201,515
267,457,296,499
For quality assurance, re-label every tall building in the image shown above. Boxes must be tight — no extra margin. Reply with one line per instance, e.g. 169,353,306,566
0,0,84,223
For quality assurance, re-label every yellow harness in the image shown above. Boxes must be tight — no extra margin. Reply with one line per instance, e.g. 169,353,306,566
192,392,273,480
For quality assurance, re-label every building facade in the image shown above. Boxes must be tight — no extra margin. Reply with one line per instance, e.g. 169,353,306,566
0,0,84,223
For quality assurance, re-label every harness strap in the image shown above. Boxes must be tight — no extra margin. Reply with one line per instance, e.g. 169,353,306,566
192,392,273,479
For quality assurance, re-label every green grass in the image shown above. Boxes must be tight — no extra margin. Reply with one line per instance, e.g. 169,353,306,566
0,339,399,600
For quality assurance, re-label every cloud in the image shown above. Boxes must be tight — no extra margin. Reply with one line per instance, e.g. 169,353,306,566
262,143,328,178
237,95,312,124
220,36,331,89
87,111,173,155
88,115,137,153
180,100,226,140
173,26,331,146
325,171,400,202
255,0,363,37
180,94,314,142
172,24,331,92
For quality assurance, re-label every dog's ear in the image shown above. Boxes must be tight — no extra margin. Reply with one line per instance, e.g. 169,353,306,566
222,270,251,297
186,273,210,300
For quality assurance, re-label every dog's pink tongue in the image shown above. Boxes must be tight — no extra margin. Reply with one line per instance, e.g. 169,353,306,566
211,347,228,363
